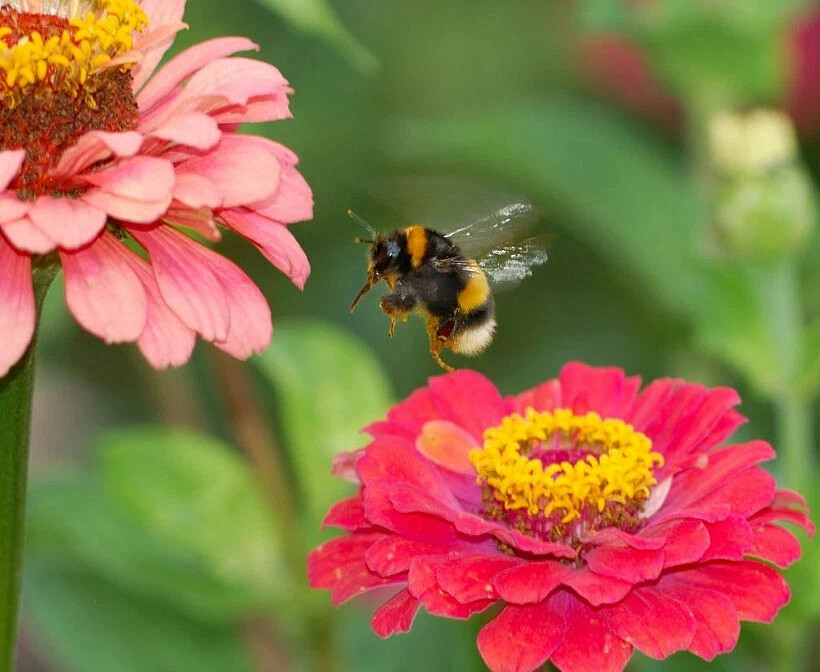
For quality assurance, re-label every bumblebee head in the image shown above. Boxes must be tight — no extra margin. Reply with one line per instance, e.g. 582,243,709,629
349,210,403,312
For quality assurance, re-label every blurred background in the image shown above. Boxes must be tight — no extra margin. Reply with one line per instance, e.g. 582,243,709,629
17,0,819,670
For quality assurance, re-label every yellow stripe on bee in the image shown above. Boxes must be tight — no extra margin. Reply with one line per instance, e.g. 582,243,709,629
457,262,490,312
405,226,427,268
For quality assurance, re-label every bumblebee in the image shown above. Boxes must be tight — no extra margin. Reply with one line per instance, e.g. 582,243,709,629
349,197,547,371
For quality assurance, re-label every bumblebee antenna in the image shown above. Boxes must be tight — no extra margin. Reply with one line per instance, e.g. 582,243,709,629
348,209,376,237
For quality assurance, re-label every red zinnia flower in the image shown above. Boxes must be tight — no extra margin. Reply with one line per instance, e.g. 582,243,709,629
0,0,312,376
309,363,814,672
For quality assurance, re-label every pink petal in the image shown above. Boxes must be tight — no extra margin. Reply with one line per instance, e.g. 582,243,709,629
204,252,272,360
60,234,148,343
415,420,477,475
177,135,280,208
558,362,640,417
678,561,790,623
0,217,54,254
0,150,25,190
128,225,230,341
137,37,259,111
210,91,292,124
550,592,633,672
604,586,695,660
131,0,187,91
371,589,420,638
0,193,31,223
563,568,634,606
252,163,313,224
434,554,522,603
494,560,573,604
0,234,34,377
148,112,221,150
83,157,175,223
54,131,144,177
176,57,289,112
478,602,566,672
28,196,106,250
219,209,310,289
114,244,196,369
658,575,739,660
427,370,507,442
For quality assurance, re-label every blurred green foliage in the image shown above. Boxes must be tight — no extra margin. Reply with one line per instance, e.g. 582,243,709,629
19,0,818,670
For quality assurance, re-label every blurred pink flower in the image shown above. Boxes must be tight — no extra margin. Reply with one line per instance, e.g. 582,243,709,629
0,0,313,376
309,364,814,672
581,8,820,136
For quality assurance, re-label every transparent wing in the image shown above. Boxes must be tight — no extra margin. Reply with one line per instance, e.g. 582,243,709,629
430,235,549,292
444,200,540,259
362,177,541,248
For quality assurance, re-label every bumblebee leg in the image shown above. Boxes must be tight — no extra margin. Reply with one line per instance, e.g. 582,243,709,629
380,293,416,338
426,318,455,372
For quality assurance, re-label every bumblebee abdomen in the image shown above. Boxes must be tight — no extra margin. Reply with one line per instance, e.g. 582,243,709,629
456,261,491,313
451,300,496,356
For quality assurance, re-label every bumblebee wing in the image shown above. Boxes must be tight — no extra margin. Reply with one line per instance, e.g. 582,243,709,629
430,235,549,292
444,200,541,259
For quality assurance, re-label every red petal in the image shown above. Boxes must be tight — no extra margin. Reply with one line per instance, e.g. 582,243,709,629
585,545,665,583
603,586,695,659
365,536,449,576
678,561,790,623
322,495,370,531
509,378,562,414
558,362,640,418
434,554,522,603
307,533,400,605
550,592,633,672
494,560,573,604
700,515,754,562
407,556,493,618
386,387,442,436
749,524,804,568
371,589,420,638
362,482,459,544
477,602,566,672
658,575,739,660
564,568,634,606
641,519,710,568
427,370,506,442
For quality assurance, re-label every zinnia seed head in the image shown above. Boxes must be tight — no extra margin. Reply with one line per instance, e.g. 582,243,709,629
0,0,145,198
469,408,664,543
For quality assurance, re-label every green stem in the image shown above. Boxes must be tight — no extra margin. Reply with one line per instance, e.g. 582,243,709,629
0,264,57,672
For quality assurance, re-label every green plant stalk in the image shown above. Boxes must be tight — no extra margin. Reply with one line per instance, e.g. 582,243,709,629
0,265,57,672
748,261,813,491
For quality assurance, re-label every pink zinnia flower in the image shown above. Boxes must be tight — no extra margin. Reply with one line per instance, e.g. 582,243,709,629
309,363,814,672
0,0,312,376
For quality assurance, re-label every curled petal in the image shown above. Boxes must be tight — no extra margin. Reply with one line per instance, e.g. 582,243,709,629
28,196,106,250
0,150,25,190
372,590,420,638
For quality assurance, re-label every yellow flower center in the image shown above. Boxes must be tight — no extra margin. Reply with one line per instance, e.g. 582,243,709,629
469,409,663,535
0,0,147,94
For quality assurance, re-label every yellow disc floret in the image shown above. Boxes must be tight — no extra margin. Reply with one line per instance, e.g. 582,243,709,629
0,0,147,94
469,408,664,525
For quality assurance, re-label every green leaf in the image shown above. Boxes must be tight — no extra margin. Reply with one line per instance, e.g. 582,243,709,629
99,428,286,603
250,0,377,74
24,558,253,672
255,319,394,524
387,96,706,320
26,472,269,622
